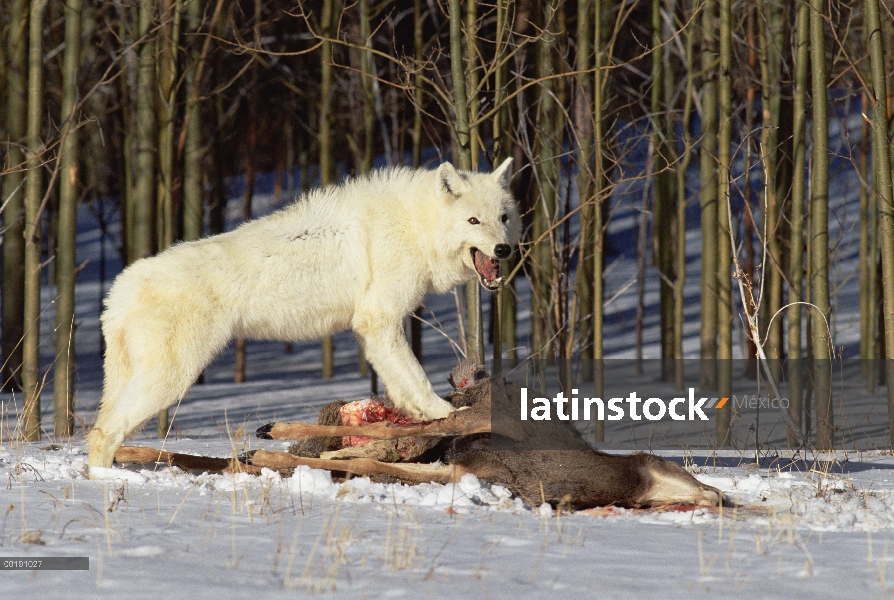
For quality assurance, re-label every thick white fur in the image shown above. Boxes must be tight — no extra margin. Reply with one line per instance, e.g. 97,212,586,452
87,159,521,468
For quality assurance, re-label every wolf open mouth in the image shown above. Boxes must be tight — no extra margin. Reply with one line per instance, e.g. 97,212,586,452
471,248,505,291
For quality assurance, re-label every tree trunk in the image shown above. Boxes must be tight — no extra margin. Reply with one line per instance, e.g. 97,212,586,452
530,2,561,364
699,0,718,392
54,0,85,438
589,0,610,439
155,0,182,438
319,0,335,378
787,0,809,445
132,0,160,435
742,4,758,380
865,0,894,448
359,0,375,176
182,0,204,243
119,10,137,266
357,0,375,381
411,0,424,172
448,0,480,362
208,8,227,238
2,0,28,393
133,0,157,263
157,0,182,252
465,0,480,165
575,0,592,380
675,1,696,390
22,0,48,441
859,89,872,371
410,0,424,364
809,0,832,450
235,0,261,385
463,0,483,366
868,83,881,391
494,0,517,369
756,0,783,374
716,0,733,446
448,0,471,170
635,154,651,373
652,0,676,382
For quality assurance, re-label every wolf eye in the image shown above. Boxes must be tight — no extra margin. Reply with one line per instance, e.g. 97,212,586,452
501,214,508,223
468,217,480,225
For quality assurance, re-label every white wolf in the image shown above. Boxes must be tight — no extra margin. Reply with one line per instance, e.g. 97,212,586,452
86,158,521,468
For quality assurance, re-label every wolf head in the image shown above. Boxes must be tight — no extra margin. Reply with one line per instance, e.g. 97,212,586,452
436,157,521,291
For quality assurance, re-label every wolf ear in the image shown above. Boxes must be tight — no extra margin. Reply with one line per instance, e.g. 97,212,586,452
437,162,468,199
492,157,513,188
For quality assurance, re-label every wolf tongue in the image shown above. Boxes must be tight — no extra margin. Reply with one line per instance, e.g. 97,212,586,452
474,249,499,281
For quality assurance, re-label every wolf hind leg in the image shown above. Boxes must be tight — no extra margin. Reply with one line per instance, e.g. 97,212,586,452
87,367,195,470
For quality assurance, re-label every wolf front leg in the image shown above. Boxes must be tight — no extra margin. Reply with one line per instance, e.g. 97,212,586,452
354,319,455,419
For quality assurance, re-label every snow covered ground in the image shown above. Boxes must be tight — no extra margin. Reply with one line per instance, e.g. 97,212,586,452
2,114,893,597
4,441,894,598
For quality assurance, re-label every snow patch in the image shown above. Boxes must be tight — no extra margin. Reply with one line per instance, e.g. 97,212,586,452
89,466,148,485
288,465,337,496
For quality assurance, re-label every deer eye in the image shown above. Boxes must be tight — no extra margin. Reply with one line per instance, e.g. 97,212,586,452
501,214,508,223
468,217,480,225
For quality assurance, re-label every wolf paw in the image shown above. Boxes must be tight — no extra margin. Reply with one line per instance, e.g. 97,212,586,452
256,423,274,439
417,397,456,420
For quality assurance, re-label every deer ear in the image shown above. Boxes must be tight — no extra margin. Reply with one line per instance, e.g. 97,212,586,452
492,157,513,188
437,162,468,199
